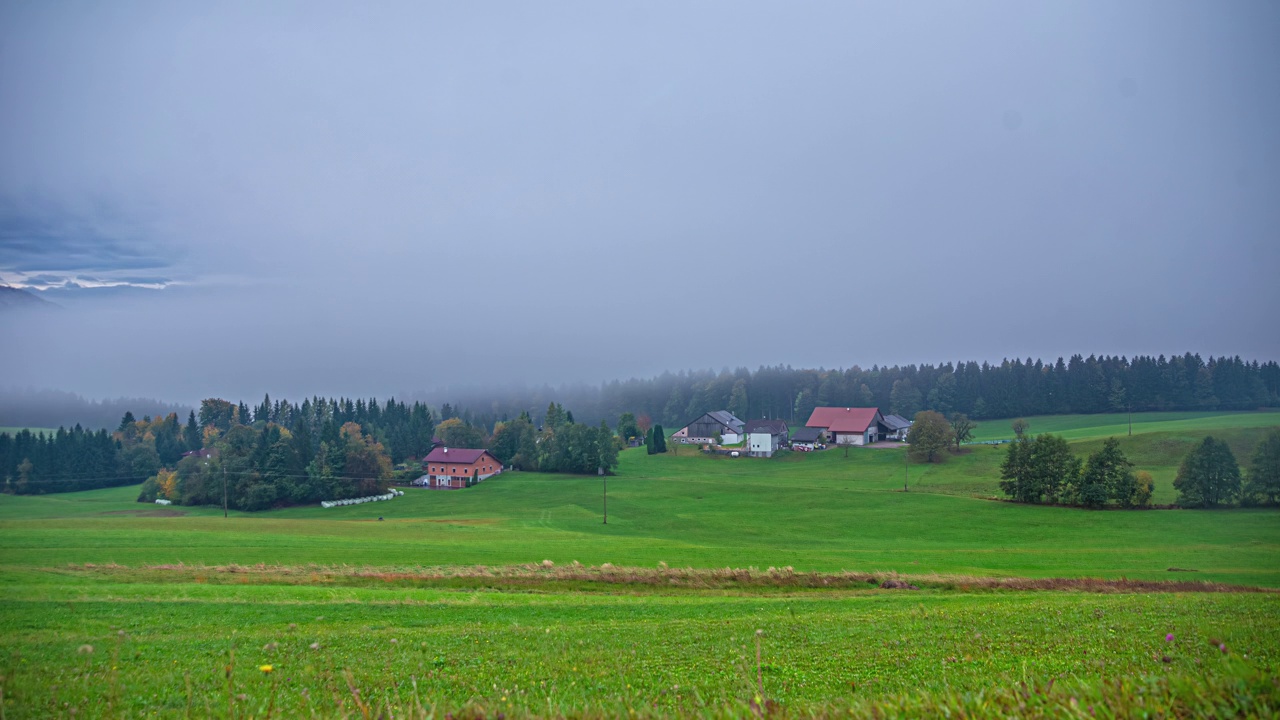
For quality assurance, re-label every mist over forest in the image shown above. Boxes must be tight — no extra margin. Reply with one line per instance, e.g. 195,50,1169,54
2,352,1275,433
0,387,191,430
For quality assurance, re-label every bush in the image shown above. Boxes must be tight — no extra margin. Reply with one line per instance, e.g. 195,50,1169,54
1133,470,1154,507
136,475,160,503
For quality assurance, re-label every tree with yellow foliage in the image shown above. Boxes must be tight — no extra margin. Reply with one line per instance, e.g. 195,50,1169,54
155,468,178,501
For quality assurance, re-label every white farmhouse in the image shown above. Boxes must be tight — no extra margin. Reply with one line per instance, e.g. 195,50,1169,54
745,419,789,457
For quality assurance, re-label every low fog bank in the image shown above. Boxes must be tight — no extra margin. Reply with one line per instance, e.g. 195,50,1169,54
4,3,1279,409
0,387,191,430
3,269,1279,414
2,273,1278,432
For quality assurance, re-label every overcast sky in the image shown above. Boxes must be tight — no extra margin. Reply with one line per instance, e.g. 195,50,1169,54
1,1,1277,404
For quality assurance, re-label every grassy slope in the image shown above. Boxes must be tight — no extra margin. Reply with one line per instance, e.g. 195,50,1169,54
2,412,1279,718
968,410,1280,442
1,417,1277,586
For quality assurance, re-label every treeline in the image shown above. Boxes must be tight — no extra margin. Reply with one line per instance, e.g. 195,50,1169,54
997,427,1280,509
415,353,1279,429
133,395,422,509
999,434,1153,508
196,395,438,464
485,403,620,474
138,420,393,511
5,350,1275,437
1,394,437,500
0,426,128,494
2,394,621,506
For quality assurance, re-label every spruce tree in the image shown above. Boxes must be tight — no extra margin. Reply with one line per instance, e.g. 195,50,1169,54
999,437,1033,502
185,411,202,450
596,420,619,472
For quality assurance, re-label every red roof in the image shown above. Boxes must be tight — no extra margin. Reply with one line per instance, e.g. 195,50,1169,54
423,447,494,464
805,407,882,433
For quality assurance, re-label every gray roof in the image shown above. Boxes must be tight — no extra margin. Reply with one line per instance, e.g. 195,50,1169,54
745,418,788,435
882,414,912,430
791,427,824,443
707,410,745,433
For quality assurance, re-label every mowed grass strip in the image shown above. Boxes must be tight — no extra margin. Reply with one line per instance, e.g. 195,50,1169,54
9,563,1274,597
0,574,1275,719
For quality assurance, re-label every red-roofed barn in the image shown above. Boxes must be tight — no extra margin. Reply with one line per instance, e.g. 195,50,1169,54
418,447,503,488
805,407,887,446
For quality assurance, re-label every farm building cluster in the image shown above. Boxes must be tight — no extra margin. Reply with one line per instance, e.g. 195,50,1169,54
411,406,914,488
672,408,912,457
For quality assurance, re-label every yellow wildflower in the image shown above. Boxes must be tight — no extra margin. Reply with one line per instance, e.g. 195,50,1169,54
259,664,273,673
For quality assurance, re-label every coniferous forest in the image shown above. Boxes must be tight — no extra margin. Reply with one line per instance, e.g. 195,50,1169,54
1,352,1276,507
420,352,1278,429
1,396,436,506
0,395,619,508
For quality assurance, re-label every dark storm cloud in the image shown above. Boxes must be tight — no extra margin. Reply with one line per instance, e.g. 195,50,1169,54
0,1,1277,404
0,198,175,277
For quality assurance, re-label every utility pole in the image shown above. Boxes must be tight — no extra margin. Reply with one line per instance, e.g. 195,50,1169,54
904,446,909,492
1128,402,1132,437
222,464,228,518
602,475,607,525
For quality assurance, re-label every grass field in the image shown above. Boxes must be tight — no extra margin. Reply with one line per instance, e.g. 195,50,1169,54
968,410,1280,442
0,411,1277,717
0,426,59,436
1,569,1275,718
2,419,1276,585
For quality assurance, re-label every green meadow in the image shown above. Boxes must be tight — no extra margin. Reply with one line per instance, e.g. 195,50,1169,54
2,416,1277,585
0,427,58,436
1,572,1276,718
968,409,1280,442
0,411,1278,717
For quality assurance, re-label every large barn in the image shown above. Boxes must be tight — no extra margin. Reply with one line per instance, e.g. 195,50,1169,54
672,411,746,444
804,407,887,446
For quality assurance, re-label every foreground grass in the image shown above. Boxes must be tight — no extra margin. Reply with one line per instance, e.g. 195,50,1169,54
0,569,1276,718
1,413,1278,717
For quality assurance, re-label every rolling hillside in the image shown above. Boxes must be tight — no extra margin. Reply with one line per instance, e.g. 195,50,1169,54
2,413,1277,586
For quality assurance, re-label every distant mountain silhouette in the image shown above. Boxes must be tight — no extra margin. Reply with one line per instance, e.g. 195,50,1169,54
0,285,61,311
